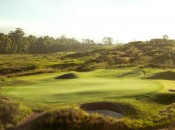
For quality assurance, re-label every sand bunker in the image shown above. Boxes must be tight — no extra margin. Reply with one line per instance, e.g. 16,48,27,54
146,71,175,80
55,73,78,79
80,102,124,119
87,110,123,118
169,89,175,92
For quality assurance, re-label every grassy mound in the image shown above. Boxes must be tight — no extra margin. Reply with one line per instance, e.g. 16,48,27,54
146,71,175,80
152,103,175,128
0,97,31,130
55,73,78,79
28,107,130,130
25,106,173,130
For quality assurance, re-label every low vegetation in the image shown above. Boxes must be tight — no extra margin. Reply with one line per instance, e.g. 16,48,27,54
29,107,129,130
0,96,31,130
20,104,175,130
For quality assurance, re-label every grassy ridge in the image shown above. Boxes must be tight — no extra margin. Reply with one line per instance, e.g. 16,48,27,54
1,39,175,79
22,103,175,130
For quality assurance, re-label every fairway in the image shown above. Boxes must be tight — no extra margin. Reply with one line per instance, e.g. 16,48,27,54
1,69,164,104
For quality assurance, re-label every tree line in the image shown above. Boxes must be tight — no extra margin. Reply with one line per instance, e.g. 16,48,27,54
0,28,113,54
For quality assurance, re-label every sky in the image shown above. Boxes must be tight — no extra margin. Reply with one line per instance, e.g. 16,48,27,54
0,0,175,43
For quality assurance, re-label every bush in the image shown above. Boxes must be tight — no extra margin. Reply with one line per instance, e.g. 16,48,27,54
0,97,31,129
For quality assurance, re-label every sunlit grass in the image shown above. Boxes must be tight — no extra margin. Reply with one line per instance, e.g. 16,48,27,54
1,69,164,104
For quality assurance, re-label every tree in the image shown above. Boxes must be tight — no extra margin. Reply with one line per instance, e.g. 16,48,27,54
8,28,25,53
102,37,113,45
0,33,12,53
82,39,95,45
0,28,103,54
27,35,37,53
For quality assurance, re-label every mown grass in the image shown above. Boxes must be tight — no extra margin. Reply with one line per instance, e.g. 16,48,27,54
1,69,163,104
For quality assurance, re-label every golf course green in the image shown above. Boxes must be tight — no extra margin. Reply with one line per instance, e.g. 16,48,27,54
0,69,167,104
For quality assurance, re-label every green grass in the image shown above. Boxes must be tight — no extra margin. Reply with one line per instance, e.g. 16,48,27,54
1,68,175,129
1,69,163,104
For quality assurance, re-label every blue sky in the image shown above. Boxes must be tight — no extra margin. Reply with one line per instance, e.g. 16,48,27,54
0,0,175,43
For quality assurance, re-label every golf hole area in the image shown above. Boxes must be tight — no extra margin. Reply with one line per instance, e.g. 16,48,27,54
80,102,124,119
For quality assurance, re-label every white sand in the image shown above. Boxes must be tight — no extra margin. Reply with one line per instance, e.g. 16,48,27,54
87,110,124,119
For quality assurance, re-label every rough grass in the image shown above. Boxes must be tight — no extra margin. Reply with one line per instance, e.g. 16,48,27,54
0,96,31,130
0,80,32,87
24,106,175,130
0,53,92,77
27,107,130,130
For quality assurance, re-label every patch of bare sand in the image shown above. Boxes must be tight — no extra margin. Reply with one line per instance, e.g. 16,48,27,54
87,110,124,118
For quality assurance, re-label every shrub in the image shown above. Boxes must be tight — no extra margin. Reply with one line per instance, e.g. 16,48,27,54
0,97,31,129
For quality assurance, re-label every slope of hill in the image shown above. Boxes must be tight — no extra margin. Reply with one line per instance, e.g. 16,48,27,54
67,39,175,71
0,39,175,78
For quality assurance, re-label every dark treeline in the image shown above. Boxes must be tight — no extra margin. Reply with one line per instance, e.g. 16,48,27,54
0,28,109,54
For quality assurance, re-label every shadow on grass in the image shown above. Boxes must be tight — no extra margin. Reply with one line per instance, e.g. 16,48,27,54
146,71,175,80
53,91,160,103
53,91,109,99
53,91,175,106
104,91,158,101
54,91,157,101
118,70,145,78
149,93,175,105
